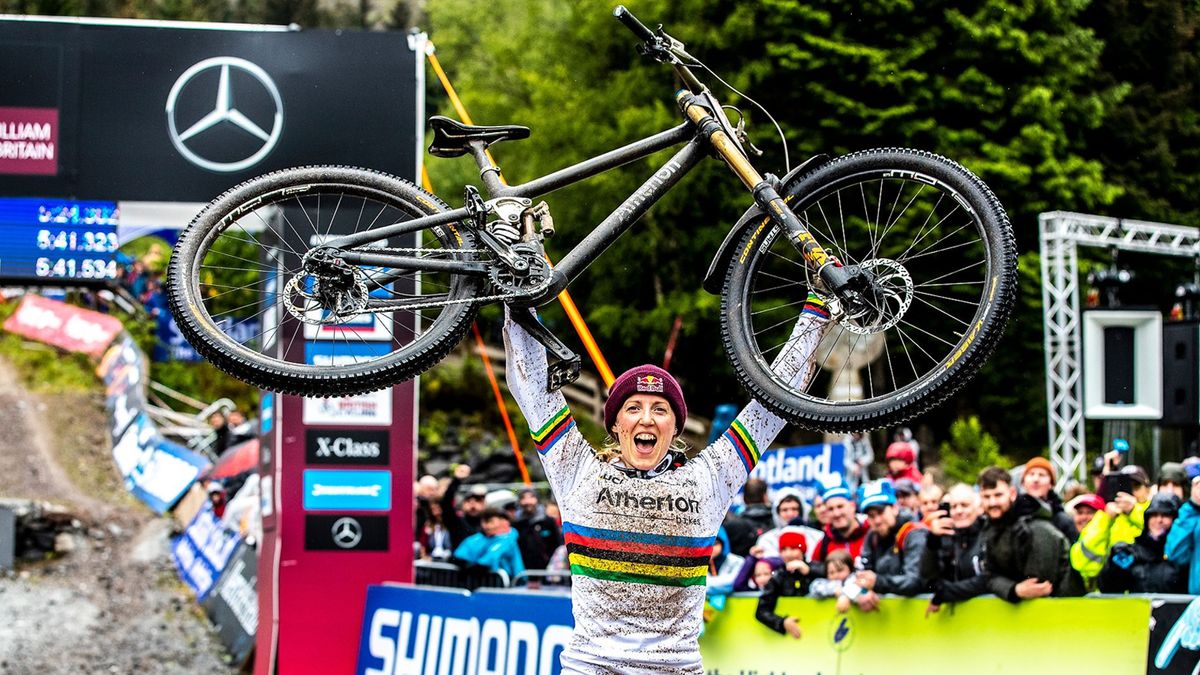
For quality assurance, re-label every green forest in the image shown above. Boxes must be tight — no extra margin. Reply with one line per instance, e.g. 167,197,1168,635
8,0,1200,466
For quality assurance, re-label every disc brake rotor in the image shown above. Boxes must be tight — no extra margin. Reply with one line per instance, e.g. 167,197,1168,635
283,272,370,325
837,258,913,335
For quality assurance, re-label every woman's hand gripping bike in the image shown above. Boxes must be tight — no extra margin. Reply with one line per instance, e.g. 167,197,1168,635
165,6,1018,432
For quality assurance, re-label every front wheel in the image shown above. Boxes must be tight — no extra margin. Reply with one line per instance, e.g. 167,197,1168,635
721,148,1018,432
166,165,485,397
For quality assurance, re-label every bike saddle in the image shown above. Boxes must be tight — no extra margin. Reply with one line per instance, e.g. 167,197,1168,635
428,116,531,158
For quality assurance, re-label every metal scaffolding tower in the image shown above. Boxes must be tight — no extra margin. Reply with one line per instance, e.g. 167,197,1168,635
1039,212,1200,484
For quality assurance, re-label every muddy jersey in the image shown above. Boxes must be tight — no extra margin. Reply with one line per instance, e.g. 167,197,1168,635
503,305,828,675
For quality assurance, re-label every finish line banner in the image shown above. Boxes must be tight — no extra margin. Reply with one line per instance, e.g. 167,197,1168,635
357,585,573,675
356,586,1165,675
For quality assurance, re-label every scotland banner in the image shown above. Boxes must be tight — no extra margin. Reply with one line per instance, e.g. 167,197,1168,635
749,442,847,503
357,586,573,675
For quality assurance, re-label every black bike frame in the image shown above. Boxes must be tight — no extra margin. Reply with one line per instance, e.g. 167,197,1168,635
326,119,710,305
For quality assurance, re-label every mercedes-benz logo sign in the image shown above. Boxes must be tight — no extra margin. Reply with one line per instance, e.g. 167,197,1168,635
165,56,283,173
331,517,363,549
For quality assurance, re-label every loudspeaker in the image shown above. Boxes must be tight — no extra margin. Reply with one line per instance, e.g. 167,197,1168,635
1083,309,1163,420
1162,321,1199,427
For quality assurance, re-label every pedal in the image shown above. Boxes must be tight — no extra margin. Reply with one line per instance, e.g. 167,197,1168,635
548,356,582,391
511,308,582,393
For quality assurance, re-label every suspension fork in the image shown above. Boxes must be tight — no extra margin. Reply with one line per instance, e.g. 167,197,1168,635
676,91,853,294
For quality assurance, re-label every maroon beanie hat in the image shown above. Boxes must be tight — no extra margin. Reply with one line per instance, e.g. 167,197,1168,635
603,364,687,435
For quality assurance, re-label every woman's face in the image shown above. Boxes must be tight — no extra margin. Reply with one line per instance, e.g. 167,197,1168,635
1148,513,1175,539
612,394,677,471
753,561,774,588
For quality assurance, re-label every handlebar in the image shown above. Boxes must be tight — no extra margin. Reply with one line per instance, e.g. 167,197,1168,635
613,5,656,42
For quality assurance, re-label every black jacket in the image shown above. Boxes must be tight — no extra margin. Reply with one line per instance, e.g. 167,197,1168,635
1098,529,1188,594
920,518,989,604
441,476,483,548
857,512,930,596
755,566,812,634
723,511,765,558
514,507,562,570
1042,491,1079,543
742,503,776,532
984,494,1083,602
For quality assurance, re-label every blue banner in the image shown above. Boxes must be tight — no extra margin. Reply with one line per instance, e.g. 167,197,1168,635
111,413,209,513
172,501,243,601
357,585,574,675
303,469,392,511
748,442,846,504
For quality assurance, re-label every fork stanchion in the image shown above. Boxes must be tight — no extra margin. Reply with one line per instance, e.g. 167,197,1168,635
425,41,617,389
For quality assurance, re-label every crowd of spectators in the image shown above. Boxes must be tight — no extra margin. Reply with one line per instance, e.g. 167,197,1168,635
711,438,1200,639
413,437,1200,636
413,463,564,585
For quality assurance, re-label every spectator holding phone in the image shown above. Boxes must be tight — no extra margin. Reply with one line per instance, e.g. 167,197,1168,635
1071,446,1152,591
921,483,990,613
1165,462,1200,594
1100,492,1186,594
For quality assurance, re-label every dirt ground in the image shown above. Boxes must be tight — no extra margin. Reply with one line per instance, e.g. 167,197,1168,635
0,358,235,674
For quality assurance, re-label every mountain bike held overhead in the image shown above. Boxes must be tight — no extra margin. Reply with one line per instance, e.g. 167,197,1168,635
166,5,1017,434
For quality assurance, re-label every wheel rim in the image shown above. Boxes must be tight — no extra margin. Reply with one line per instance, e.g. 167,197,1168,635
182,179,478,375
741,167,996,407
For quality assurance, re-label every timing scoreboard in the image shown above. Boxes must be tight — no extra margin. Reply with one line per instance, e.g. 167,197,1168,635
0,197,120,283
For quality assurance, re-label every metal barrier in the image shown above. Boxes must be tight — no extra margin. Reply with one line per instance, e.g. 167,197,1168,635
414,560,510,590
512,570,572,589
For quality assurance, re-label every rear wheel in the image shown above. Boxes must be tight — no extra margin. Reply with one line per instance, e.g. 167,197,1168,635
722,148,1017,432
166,165,485,397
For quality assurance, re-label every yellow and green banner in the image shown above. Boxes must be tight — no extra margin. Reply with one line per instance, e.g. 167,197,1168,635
700,595,1150,675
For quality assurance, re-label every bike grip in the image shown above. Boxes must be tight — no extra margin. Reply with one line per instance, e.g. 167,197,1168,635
613,5,656,42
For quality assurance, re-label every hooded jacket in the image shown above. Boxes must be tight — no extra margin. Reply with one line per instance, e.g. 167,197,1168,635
1042,490,1079,542
752,488,824,559
1099,526,1187,594
1166,500,1200,594
514,503,563,570
984,494,1082,602
857,511,930,596
1071,497,1149,589
919,517,989,604
707,527,746,595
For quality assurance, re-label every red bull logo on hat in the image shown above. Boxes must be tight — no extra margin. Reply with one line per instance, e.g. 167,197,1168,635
637,374,665,393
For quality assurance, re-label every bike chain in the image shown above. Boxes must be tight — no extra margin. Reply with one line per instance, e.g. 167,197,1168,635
333,246,546,311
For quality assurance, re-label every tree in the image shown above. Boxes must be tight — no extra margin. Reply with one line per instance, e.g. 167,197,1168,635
424,0,1127,452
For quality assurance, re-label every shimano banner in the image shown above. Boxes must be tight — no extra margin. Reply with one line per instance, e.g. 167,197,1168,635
357,586,574,675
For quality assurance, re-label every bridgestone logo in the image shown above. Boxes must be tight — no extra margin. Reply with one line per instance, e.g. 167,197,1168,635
316,436,381,459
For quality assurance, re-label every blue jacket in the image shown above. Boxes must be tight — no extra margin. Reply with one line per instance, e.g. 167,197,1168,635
1165,500,1200,594
454,529,525,581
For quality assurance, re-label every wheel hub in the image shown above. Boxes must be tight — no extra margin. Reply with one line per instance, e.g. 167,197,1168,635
836,258,913,335
286,251,371,325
